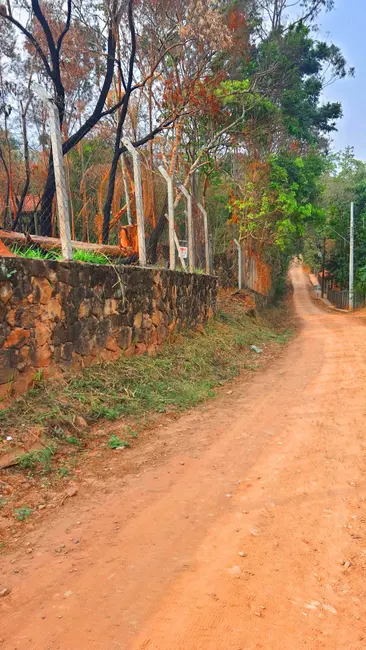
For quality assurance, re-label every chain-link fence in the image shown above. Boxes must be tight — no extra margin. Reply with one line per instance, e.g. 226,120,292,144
327,288,366,310
0,97,213,272
0,124,210,268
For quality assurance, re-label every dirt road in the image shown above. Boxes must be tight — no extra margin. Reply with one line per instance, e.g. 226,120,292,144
1,265,366,649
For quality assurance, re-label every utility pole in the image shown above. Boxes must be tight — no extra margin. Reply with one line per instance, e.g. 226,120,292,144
33,84,72,260
349,201,354,311
122,138,146,267
321,236,326,298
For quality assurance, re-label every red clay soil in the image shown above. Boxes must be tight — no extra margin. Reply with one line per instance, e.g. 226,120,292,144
1,265,366,649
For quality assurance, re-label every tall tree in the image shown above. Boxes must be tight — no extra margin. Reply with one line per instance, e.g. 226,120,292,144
1,0,127,234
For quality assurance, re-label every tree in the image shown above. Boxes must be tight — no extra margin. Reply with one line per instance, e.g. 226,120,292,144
1,0,130,234
0,0,351,277
319,149,366,289
220,2,351,291
101,0,233,244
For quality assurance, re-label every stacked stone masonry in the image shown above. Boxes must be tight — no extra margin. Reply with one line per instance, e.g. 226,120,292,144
0,258,218,395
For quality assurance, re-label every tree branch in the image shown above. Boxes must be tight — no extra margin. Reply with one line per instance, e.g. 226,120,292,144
99,40,185,119
31,0,58,74
118,118,175,156
57,0,72,51
0,13,53,78
63,22,117,154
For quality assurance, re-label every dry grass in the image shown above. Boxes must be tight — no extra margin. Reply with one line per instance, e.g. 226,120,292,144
0,293,294,479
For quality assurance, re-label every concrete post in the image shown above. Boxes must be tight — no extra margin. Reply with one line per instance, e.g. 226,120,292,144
197,202,210,274
179,185,194,272
158,166,175,270
120,153,132,226
122,138,146,266
33,84,72,260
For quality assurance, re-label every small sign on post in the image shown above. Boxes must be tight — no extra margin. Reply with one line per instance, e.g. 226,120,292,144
178,245,188,259
33,84,72,260
173,230,187,271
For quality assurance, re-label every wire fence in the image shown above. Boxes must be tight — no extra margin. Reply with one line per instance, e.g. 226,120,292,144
0,107,210,271
326,288,366,310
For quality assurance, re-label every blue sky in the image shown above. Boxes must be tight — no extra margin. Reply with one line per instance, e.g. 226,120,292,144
319,0,366,159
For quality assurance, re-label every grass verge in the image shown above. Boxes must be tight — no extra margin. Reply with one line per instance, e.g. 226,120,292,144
0,295,294,481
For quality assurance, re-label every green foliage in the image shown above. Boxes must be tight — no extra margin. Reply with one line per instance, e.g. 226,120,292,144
64,435,81,446
11,245,111,266
235,333,247,350
223,12,350,289
312,148,366,288
235,149,327,292
108,435,130,449
14,506,33,521
302,226,322,271
256,24,347,143
57,467,70,478
18,446,56,473
91,405,120,420
125,427,139,439
72,249,111,265
216,79,250,106
11,245,61,261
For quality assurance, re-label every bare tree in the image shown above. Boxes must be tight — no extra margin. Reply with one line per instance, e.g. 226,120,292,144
1,0,128,234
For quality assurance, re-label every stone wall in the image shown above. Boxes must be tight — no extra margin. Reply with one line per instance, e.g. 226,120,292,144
0,258,217,395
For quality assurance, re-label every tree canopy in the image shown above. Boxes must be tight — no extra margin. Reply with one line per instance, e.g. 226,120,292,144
0,0,354,283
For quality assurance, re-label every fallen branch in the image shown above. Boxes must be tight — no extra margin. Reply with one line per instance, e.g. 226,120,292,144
0,230,133,258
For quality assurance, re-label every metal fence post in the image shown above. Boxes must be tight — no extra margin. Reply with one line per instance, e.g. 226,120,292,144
197,202,210,274
234,239,242,290
34,84,72,260
122,138,146,266
179,185,194,272
158,166,175,270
